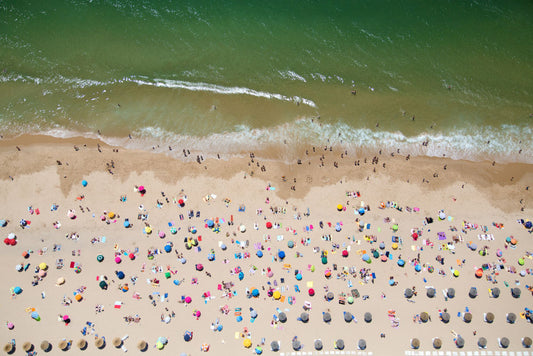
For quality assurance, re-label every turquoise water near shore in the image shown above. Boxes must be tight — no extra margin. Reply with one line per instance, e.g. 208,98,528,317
1,0,532,162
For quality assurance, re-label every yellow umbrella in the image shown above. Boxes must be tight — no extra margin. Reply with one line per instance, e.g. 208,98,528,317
337,204,343,211
108,212,115,219
243,339,252,348
156,341,164,349
392,243,398,250
145,226,152,234
39,262,48,270
273,291,281,300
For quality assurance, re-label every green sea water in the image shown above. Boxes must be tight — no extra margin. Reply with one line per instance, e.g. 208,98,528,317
1,0,532,162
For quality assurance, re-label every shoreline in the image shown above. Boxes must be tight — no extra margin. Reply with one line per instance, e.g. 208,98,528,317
0,136,532,355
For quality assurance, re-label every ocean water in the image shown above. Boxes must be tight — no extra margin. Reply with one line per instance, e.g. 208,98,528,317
1,0,532,162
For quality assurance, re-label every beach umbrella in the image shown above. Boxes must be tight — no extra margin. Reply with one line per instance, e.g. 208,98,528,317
112,338,122,348
420,312,429,323
358,208,365,215
392,224,398,232
411,338,420,349
323,312,331,323
58,340,69,351
475,269,483,278
238,271,244,280
252,289,260,297
335,223,341,232
347,296,354,304
507,312,516,323
39,262,48,270
236,315,243,323
196,263,204,271
397,259,405,267
256,250,263,258
278,312,287,323
433,338,442,349
0,219,6,227
453,269,460,277
115,256,121,264
362,253,369,262
185,296,192,304
278,251,285,259
491,287,500,298
526,221,533,229
344,312,353,322
337,204,343,211
372,250,379,258
342,250,349,257
380,255,388,262
485,312,494,323
292,340,301,351
207,253,215,261
456,337,465,348
358,339,366,350
3,343,13,353
184,331,193,342
77,339,87,350
243,339,252,348
270,341,280,352
478,337,487,348
137,341,147,351
266,221,273,229
427,288,436,298
324,269,332,278
326,292,334,301
415,264,422,272
363,312,372,323
250,309,258,319
40,341,51,352
255,346,263,354
295,273,302,280
379,242,385,249
300,312,309,323
308,288,315,296
447,288,455,298
99,280,108,290
511,287,521,298
6,322,14,330
200,344,209,352
439,211,446,220
31,311,40,321
16,264,23,272
388,279,395,286
314,340,323,350
164,244,172,253
14,286,22,295
441,312,450,323
500,337,510,348
336,339,344,350
496,249,502,257
97,254,104,262
463,312,472,323
116,271,125,279
470,243,477,250
239,225,246,233
22,342,33,352
469,287,477,298
519,258,525,265
523,337,532,348
321,256,328,264
511,238,517,245
156,342,163,350
404,288,413,298
178,199,185,207
273,291,281,300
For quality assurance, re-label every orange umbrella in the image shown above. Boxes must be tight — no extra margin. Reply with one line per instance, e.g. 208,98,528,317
475,269,483,278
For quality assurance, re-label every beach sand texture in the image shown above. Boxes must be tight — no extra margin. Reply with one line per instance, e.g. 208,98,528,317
0,137,532,355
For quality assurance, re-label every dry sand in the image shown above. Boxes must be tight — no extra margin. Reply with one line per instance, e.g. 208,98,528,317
0,135,532,355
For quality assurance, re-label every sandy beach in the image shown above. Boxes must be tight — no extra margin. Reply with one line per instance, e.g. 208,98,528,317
1,135,532,356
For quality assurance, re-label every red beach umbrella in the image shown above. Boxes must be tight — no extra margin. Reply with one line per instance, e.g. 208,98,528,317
342,250,349,257
178,199,185,207
308,288,315,296
129,253,135,260
266,222,273,229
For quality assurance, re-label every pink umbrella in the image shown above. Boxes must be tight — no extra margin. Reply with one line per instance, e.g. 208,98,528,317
185,296,192,304
138,186,144,192
267,271,274,278
496,249,502,257
68,210,76,219
381,255,388,262
195,310,201,317
115,256,122,264
159,231,166,238
63,315,69,321
7,322,14,330
196,264,203,271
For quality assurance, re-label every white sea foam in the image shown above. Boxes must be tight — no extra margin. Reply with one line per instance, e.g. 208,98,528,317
278,70,307,83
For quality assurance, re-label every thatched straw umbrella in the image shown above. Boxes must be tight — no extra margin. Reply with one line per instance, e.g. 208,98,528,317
456,337,465,348
420,312,429,323
3,344,13,354
278,312,287,323
77,339,87,350
433,338,442,349
404,288,413,298
364,312,372,323
426,288,436,298
137,341,147,351
485,312,494,323
300,312,309,323
511,287,521,298
500,337,510,348
469,287,477,298
491,287,500,298
344,312,353,322
478,337,487,348
314,339,323,350
22,342,33,352
463,312,472,323
112,337,122,348
58,340,69,351
507,313,517,324
270,340,280,352
40,341,51,352
336,339,344,350
523,337,532,348
447,288,455,298
292,340,301,351
323,312,331,323
411,338,420,349
94,338,105,349
441,312,450,323
358,339,366,350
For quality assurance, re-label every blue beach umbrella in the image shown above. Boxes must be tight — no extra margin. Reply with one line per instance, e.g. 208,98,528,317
236,315,243,322
525,221,532,229
335,224,342,232
81,180,88,187
208,253,215,261
252,289,260,297
397,259,405,267
256,250,263,258
173,280,180,286
184,331,192,342
123,219,130,228
358,208,365,215
0,219,7,227
389,279,395,286
180,258,187,264
362,254,370,262
287,240,295,248
14,286,22,294
207,220,214,228
164,244,172,253
415,264,422,272
116,271,125,279
278,251,286,260
238,271,244,281
220,244,227,250
296,273,302,280
217,324,223,331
